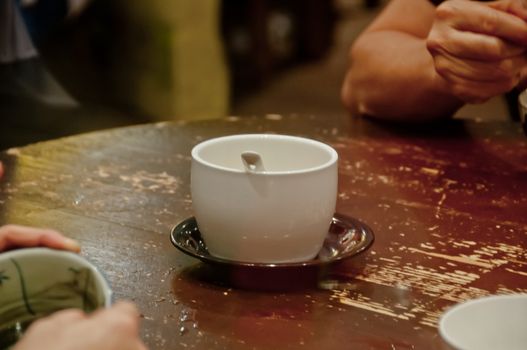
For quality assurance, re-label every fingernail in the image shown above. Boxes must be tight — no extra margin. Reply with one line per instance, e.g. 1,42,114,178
64,238,81,252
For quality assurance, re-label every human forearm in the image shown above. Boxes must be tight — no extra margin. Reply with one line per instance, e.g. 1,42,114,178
341,30,463,121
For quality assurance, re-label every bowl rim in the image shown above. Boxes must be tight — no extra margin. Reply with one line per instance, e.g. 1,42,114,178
438,293,527,349
0,247,112,307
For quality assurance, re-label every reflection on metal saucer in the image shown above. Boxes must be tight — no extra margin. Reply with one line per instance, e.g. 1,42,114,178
170,213,374,268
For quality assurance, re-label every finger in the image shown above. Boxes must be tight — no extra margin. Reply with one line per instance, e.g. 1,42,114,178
433,53,527,82
92,301,141,333
87,302,146,350
0,225,81,252
427,28,525,61
29,309,86,330
442,75,519,103
438,0,527,45
43,308,86,322
137,341,149,350
0,161,4,180
110,301,141,319
487,0,527,21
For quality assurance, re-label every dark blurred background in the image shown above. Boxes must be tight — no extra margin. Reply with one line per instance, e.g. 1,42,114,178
0,0,507,150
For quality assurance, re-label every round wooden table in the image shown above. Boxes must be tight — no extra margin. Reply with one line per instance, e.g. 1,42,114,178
1,114,526,349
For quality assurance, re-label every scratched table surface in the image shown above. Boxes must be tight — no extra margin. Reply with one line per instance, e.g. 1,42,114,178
0,114,526,349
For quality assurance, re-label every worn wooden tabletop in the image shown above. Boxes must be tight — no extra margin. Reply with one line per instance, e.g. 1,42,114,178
0,114,526,349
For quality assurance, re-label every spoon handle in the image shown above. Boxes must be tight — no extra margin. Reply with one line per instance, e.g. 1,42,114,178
241,151,265,172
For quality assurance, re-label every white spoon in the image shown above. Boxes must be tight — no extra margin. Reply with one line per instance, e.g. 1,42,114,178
241,151,265,173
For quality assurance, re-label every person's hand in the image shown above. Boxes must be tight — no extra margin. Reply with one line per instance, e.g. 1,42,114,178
0,225,81,253
426,0,527,103
12,301,147,350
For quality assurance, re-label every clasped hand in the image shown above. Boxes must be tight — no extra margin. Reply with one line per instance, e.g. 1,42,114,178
427,0,527,103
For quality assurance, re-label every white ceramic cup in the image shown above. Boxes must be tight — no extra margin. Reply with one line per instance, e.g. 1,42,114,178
191,134,338,263
439,294,527,350
0,248,112,348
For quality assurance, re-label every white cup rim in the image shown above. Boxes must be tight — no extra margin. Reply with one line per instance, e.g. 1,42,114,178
0,247,113,307
191,134,338,175
438,293,527,350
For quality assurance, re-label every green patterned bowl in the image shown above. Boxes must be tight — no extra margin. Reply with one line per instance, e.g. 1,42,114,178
0,248,112,349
